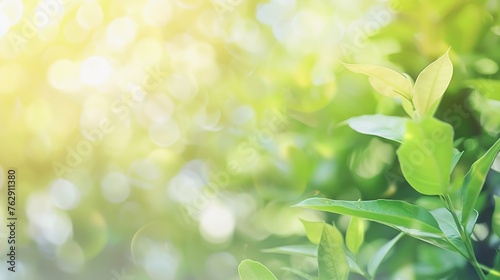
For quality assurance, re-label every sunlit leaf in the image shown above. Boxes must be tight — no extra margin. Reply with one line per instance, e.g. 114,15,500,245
402,98,415,118
346,114,406,143
318,223,349,280
238,259,278,280
295,198,442,234
412,49,453,116
396,117,454,195
346,216,364,255
461,138,500,225
300,219,324,245
342,63,412,100
367,233,404,278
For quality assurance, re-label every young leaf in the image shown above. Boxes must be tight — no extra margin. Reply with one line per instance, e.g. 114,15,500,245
295,198,442,234
493,196,500,238
346,217,364,255
318,223,349,280
342,63,412,100
402,98,415,118
346,114,406,143
238,259,278,280
396,117,454,195
461,138,500,225
412,49,453,116
301,219,324,245
367,233,404,278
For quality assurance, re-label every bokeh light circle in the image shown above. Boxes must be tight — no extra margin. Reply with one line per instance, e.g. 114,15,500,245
100,172,131,203
131,221,180,280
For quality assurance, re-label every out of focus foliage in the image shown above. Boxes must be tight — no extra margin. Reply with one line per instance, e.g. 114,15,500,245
0,0,499,279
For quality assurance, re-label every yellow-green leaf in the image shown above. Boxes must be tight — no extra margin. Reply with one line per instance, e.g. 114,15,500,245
238,259,278,280
342,63,412,100
346,216,364,255
300,219,324,245
412,49,453,116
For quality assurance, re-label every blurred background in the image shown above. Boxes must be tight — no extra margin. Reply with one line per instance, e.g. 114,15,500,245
0,0,499,279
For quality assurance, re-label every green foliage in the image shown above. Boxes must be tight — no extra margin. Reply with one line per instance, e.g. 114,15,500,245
236,3,500,279
318,223,349,280
300,219,324,245
396,117,454,195
238,260,278,280
461,138,500,225
296,199,442,234
412,49,453,116
346,216,365,255
341,63,412,100
240,50,499,280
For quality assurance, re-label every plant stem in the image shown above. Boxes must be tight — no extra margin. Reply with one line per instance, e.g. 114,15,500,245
443,195,487,280
480,264,500,276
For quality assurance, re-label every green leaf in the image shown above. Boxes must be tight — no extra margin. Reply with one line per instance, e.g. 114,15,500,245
367,233,404,278
295,198,442,234
318,223,349,280
428,208,480,256
396,117,454,195
301,219,324,245
346,114,406,143
342,63,412,100
461,138,500,225
393,208,478,257
238,259,278,280
263,244,317,258
412,49,453,116
451,149,464,174
346,216,364,255
493,196,500,238
431,208,478,238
